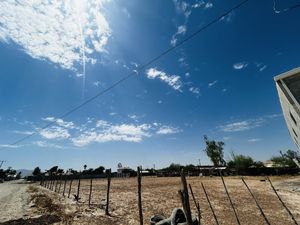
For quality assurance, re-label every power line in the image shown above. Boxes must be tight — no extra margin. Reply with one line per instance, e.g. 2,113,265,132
3,0,250,149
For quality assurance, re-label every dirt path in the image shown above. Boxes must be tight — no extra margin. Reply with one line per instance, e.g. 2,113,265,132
0,180,29,222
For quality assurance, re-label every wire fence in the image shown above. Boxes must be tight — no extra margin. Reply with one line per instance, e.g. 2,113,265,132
39,172,299,225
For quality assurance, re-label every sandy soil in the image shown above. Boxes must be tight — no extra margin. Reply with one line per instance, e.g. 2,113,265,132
2,176,300,225
0,180,30,222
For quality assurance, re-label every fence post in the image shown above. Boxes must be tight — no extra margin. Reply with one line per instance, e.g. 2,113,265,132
219,174,240,225
201,182,219,225
76,176,81,202
58,175,62,194
89,178,93,207
63,178,67,197
105,169,111,215
241,178,271,225
189,184,201,225
68,179,73,198
137,166,143,225
267,177,298,225
179,169,193,225
54,177,58,192
50,177,54,190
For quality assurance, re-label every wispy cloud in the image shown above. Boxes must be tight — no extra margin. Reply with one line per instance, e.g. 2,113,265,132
189,87,200,95
122,8,131,18
192,1,213,9
33,141,65,149
13,130,34,135
223,136,232,140
233,62,248,70
173,0,191,19
156,126,181,135
248,138,262,142
0,144,23,149
208,80,218,87
171,25,187,46
220,12,235,23
218,114,280,132
42,117,74,129
39,126,70,140
259,65,267,72
255,63,268,72
146,68,183,91
204,2,213,9
0,1,111,72
219,119,264,132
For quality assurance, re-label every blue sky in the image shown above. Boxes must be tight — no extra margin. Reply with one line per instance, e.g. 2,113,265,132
0,0,299,171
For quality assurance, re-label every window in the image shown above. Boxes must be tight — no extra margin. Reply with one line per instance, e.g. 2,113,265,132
292,128,298,138
290,111,297,125
294,137,298,145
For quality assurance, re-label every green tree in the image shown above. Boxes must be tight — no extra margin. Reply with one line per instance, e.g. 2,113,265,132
271,150,300,168
32,167,41,176
227,153,254,170
48,166,58,175
93,166,105,174
203,135,226,167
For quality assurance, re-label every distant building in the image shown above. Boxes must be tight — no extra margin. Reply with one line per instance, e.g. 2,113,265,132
275,68,300,148
263,160,275,168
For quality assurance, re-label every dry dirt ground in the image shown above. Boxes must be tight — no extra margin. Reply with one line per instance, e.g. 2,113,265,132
1,176,300,225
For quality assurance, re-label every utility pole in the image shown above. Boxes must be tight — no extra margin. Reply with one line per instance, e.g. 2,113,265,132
0,160,6,169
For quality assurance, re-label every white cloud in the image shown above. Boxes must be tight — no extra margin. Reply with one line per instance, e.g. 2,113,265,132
171,25,187,46
208,80,218,87
219,119,264,132
185,72,190,77
122,8,131,18
93,81,105,87
205,2,213,9
33,141,64,149
128,114,143,121
0,0,111,71
192,1,205,8
0,144,23,148
156,126,180,135
72,122,152,146
42,117,74,129
259,65,267,72
173,0,191,19
223,136,232,140
220,12,235,23
189,87,200,95
233,62,248,70
13,130,34,135
146,68,183,91
218,114,280,133
39,126,70,140
248,138,262,142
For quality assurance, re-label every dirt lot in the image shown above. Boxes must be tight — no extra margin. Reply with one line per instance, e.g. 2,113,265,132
2,176,300,225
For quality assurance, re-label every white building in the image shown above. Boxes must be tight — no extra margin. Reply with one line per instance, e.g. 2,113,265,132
275,67,300,148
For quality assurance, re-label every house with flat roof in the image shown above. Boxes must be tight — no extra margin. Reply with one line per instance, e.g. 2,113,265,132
275,67,300,148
